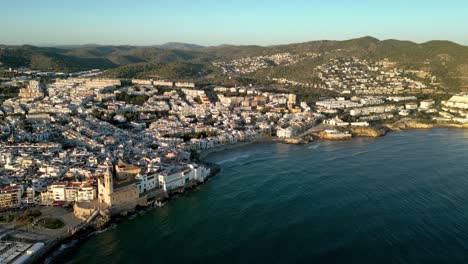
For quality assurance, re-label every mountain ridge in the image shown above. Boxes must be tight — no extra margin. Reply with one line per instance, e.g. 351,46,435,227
1,36,468,91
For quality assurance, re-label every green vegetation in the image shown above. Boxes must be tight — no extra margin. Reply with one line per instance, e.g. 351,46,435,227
35,217,65,229
0,46,117,71
104,62,213,80
92,108,105,119
2,37,468,91
0,210,43,224
0,86,20,103
115,92,149,105
25,210,42,218
189,149,201,161
0,86,21,95
289,86,338,105
182,131,217,142
0,213,16,223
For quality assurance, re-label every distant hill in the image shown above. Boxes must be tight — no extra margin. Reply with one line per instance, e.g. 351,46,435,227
103,61,216,80
1,37,468,90
0,45,118,71
157,42,205,51
0,45,216,73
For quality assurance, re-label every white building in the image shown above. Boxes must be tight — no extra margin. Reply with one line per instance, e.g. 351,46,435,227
41,182,96,204
158,165,210,192
76,185,97,202
277,127,296,138
324,117,349,126
405,102,418,110
159,169,186,192
443,93,468,109
0,185,23,209
350,105,398,116
175,82,195,88
420,99,435,109
136,173,158,194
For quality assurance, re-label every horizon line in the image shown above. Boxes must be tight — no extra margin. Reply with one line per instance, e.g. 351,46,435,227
1,36,467,48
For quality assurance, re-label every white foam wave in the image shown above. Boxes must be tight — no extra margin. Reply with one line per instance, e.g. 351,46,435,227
217,154,252,165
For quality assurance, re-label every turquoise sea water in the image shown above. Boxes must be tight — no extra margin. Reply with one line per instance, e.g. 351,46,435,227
63,129,468,263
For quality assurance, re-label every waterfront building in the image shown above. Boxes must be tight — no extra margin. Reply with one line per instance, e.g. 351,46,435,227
324,117,349,126
158,165,210,193
76,184,97,202
277,127,296,138
158,168,191,192
135,173,158,194
97,165,140,208
40,181,97,204
350,121,369,127
21,187,39,205
323,129,352,139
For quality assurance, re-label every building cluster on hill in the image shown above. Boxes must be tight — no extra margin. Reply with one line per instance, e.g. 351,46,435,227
315,94,439,123
213,52,320,75
213,55,442,96
315,57,440,95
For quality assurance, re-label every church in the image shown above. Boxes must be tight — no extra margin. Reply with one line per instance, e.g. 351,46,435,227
97,160,141,208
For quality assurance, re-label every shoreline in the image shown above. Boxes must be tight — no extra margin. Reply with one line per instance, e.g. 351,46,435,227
384,119,468,131
43,124,467,262
198,136,282,161
201,123,468,161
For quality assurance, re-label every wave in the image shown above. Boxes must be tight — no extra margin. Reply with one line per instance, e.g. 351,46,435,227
61,240,78,252
217,154,252,165
43,240,80,263
308,144,320,150
90,223,117,236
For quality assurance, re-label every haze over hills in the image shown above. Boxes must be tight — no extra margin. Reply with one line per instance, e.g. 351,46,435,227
1,37,468,91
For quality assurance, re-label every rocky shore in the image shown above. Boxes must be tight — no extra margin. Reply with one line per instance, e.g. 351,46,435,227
385,118,468,131
349,126,388,137
283,136,313,144
282,118,468,145
283,125,388,144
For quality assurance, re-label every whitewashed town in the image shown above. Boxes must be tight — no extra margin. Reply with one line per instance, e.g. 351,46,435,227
1,59,468,262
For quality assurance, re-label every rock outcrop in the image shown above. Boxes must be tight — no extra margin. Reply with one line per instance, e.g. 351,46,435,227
349,126,388,137
315,131,352,140
284,138,308,144
386,118,468,131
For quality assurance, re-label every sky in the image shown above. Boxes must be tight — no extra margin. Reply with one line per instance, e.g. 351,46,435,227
2,0,467,46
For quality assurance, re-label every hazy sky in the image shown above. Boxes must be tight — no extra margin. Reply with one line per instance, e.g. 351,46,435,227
2,0,467,46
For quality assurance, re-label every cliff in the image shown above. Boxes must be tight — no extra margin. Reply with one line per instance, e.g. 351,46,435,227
349,126,388,137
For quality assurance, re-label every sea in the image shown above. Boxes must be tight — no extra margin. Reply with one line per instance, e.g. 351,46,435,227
56,129,468,263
